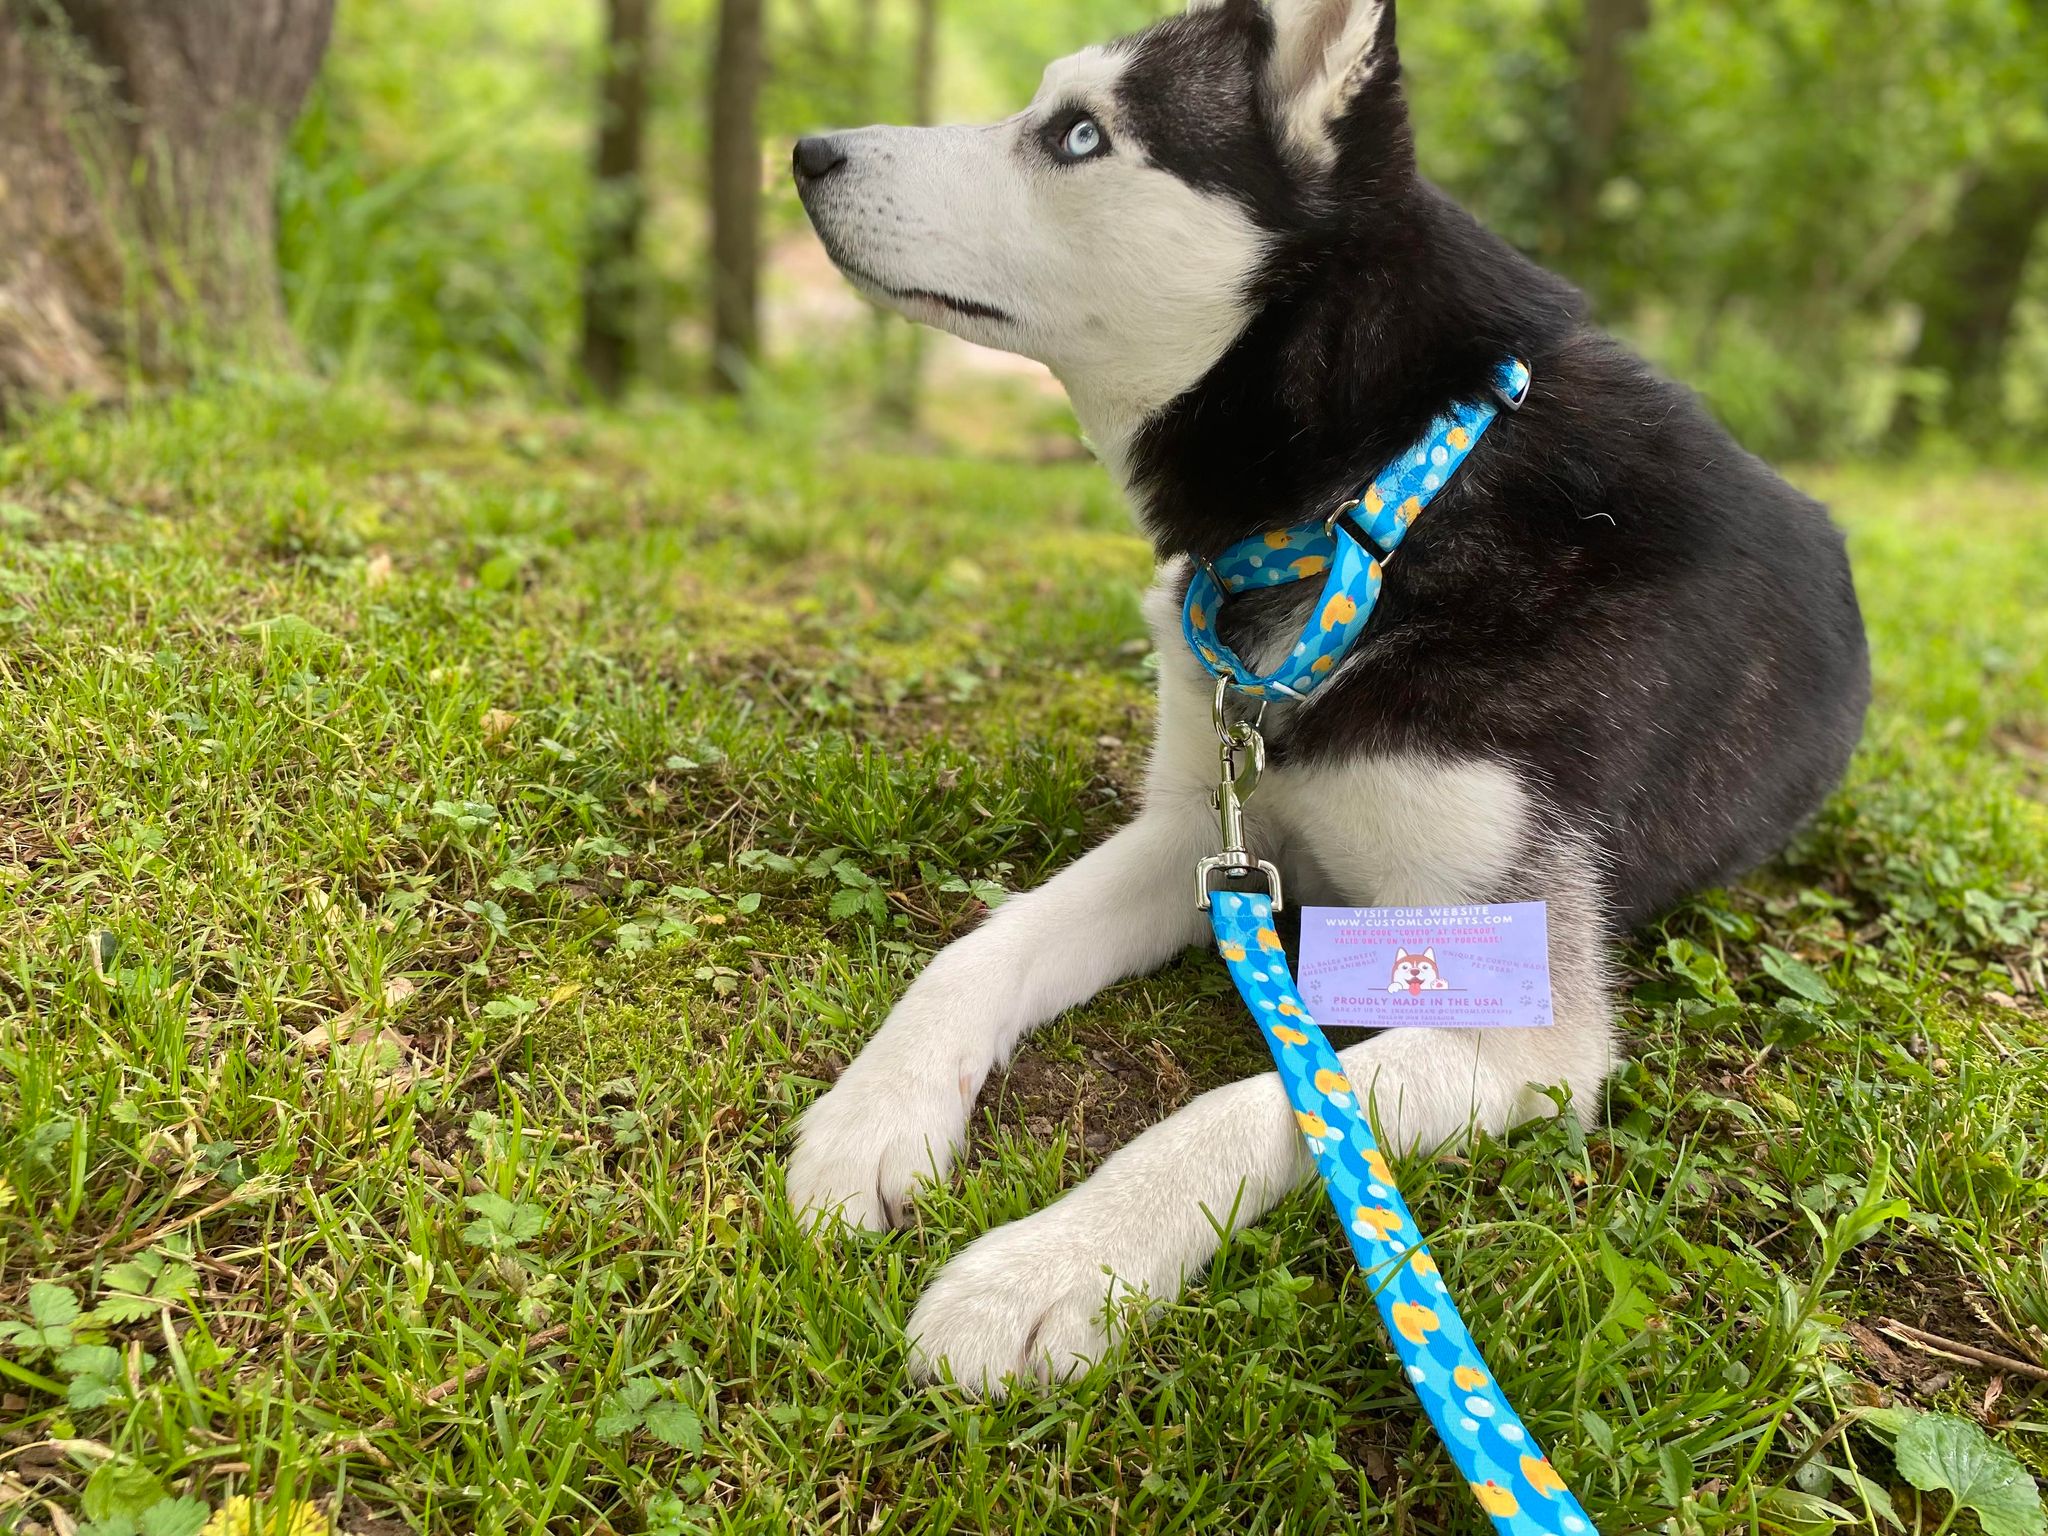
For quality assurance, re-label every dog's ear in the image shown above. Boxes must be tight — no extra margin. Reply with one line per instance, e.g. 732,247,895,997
1261,0,1396,167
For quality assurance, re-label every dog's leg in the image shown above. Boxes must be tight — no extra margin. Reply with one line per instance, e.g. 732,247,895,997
785,804,1216,1231
905,836,1617,1394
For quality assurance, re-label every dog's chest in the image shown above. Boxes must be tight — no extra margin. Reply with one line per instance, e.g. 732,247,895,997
1249,752,1532,908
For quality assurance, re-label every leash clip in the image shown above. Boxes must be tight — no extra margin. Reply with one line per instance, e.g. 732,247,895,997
1197,679,1285,912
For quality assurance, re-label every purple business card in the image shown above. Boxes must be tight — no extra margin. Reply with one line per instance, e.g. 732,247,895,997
1296,903,1554,1029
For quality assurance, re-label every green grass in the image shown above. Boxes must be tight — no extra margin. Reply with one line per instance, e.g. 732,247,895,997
1,379,2044,1536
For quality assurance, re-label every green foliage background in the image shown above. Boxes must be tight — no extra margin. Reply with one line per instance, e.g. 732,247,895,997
274,0,2048,456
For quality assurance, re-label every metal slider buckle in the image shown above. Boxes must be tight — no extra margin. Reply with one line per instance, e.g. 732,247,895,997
1324,498,1395,567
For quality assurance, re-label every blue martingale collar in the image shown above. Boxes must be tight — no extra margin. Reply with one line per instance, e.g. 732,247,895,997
1182,359,1531,701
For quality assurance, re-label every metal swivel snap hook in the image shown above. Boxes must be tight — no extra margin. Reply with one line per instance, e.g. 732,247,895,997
1197,678,1285,911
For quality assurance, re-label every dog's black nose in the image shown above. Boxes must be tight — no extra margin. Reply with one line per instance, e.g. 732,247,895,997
792,136,849,184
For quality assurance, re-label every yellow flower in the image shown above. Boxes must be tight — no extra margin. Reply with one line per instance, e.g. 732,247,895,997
201,1498,333,1536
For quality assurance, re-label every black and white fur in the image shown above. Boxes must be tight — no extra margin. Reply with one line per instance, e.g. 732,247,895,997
788,0,1870,1394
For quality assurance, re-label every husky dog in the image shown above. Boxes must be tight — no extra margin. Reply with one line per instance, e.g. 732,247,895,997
788,0,1869,1394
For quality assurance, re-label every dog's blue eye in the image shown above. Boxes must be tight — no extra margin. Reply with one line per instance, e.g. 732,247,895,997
1060,117,1106,161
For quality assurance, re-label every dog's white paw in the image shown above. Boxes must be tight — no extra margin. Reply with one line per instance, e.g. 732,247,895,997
907,1207,1147,1396
786,1061,972,1232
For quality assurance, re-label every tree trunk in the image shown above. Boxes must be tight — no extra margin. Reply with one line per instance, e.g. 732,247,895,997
852,0,881,119
876,0,939,428
581,0,655,400
708,0,765,394
1561,0,1650,269
1894,149,2048,442
909,0,939,156
0,0,334,419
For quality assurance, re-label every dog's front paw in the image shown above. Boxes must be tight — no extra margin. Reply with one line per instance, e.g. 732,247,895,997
907,1208,1147,1396
786,1061,972,1232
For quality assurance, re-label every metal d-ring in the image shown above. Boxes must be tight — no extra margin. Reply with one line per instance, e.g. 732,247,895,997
1212,673,1269,743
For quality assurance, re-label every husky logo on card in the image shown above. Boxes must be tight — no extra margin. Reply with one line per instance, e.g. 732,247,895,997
1387,947,1451,995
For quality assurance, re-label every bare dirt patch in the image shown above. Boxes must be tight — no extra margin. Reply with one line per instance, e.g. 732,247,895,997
967,968,1279,1174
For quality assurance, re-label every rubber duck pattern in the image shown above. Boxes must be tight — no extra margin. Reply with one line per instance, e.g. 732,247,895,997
1209,888,1597,1536
1181,359,1531,702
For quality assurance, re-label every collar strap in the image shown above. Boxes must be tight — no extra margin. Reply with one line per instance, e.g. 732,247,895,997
1182,358,1530,702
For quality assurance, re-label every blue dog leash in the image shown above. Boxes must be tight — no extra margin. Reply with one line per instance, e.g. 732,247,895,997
1208,893,1594,1534
1192,361,1601,1535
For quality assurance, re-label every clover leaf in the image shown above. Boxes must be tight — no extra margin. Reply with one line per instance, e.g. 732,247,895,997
595,1376,704,1450
97,1253,199,1323
460,1192,547,1252
1,1282,84,1358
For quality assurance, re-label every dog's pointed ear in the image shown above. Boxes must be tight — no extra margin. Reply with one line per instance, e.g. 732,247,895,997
1261,0,1396,166
1421,946,1436,961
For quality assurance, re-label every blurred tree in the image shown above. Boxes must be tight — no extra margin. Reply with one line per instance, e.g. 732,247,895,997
1561,0,1649,269
709,0,765,392
855,0,882,100
0,0,334,417
1892,0,2048,444
1895,151,2048,442
582,0,656,398
876,0,940,429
